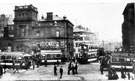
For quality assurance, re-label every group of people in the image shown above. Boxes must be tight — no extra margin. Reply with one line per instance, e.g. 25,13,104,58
121,66,133,80
107,67,119,80
54,64,63,79
53,59,78,79
68,60,78,75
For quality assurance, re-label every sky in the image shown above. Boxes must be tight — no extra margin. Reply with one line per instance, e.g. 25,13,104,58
0,0,134,42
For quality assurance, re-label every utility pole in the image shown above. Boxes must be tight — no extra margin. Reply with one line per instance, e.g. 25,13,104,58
102,40,104,48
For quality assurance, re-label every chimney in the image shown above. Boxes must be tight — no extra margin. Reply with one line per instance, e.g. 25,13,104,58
63,16,67,20
46,12,53,21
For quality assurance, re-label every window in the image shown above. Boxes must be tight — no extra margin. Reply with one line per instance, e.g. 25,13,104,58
19,25,26,37
56,31,60,37
36,31,40,37
21,28,25,37
22,13,24,17
79,37,83,41
18,14,21,17
76,43,80,47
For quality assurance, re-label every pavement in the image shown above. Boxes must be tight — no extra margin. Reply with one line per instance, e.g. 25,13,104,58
0,62,135,81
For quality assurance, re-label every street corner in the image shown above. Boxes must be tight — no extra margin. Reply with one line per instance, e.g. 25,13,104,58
0,73,17,80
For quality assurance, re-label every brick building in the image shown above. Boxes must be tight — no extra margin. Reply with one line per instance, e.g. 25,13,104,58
122,3,135,52
13,4,74,56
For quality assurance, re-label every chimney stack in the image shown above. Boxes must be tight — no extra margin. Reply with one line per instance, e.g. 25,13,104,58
46,12,53,21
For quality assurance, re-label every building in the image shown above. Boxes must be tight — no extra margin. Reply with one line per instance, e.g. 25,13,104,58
0,14,14,51
13,4,74,56
13,4,38,52
73,25,98,56
122,3,135,52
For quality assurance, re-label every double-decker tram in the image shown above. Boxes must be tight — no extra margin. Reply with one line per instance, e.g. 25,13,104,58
87,47,98,62
40,50,62,64
0,52,31,70
77,44,98,64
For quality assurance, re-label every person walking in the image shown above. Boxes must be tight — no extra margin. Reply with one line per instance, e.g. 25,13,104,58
71,62,75,75
75,62,78,74
127,72,131,80
54,64,57,76
57,60,59,66
59,66,63,79
124,66,127,75
121,66,126,79
68,61,71,75
44,59,47,67
100,64,103,75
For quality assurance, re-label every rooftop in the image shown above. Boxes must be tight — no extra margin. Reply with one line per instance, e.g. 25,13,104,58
15,4,38,12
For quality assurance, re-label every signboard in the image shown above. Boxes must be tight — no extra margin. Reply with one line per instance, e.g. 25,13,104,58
24,41,59,49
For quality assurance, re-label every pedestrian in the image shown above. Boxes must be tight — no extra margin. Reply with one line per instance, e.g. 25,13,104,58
71,62,75,75
44,59,47,67
0,66,3,77
32,60,35,70
124,66,127,75
100,64,103,75
121,66,126,79
127,72,130,80
112,67,116,74
54,64,57,76
75,62,78,74
57,60,59,66
59,66,63,79
108,68,112,80
68,61,71,75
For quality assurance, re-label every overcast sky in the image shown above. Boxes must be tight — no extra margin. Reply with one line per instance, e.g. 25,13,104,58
0,0,134,42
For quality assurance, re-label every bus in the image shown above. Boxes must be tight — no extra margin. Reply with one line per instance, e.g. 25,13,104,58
40,50,62,64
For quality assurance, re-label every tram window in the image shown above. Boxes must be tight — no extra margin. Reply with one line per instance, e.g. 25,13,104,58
88,55,91,58
17,57,22,60
47,54,50,58
12,56,16,60
1,55,5,60
57,54,61,58
51,55,54,58
112,58,117,62
119,59,124,61
6,56,12,59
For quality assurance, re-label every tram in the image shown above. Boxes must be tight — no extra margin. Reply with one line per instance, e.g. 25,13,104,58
40,50,62,64
0,52,31,70
77,44,98,64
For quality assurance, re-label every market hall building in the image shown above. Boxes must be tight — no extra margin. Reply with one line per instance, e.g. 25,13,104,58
13,4,74,56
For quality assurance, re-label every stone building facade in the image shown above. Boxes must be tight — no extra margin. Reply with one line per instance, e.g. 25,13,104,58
122,3,135,52
13,4,74,56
